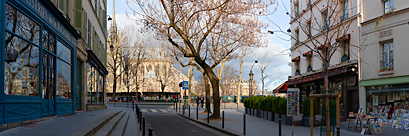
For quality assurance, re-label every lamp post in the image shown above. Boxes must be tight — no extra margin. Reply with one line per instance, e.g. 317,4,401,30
249,60,258,97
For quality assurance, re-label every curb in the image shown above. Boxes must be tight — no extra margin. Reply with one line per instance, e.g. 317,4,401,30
177,113,242,136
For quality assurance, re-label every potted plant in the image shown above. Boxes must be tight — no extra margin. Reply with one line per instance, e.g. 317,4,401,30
379,67,393,72
274,97,292,125
341,54,349,62
252,97,259,117
307,65,312,72
265,96,274,120
301,97,316,127
295,69,300,75
258,97,266,118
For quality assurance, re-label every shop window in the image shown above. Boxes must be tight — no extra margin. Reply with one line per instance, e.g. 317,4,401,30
42,54,55,99
381,41,393,69
384,0,394,14
5,4,40,45
57,41,71,63
56,59,71,98
42,29,55,52
5,33,40,96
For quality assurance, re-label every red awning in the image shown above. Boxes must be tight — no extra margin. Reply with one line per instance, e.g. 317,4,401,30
303,51,312,57
286,67,347,85
273,81,287,93
291,56,300,62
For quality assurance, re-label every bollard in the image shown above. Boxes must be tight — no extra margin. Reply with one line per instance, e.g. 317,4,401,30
243,114,246,135
183,105,185,115
148,127,153,136
143,117,146,136
279,118,282,136
207,108,210,124
337,126,340,136
237,103,238,109
189,106,190,117
196,107,199,120
139,113,142,130
222,111,224,129
132,101,134,111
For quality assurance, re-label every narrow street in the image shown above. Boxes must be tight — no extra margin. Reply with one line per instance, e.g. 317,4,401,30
108,102,228,136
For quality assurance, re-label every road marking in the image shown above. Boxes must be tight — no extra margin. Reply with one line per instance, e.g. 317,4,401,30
151,109,158,112
159,109,168,113
141,109,148,112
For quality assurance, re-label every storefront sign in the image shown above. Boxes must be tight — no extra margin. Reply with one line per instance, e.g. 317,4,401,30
347,78,356,86
23,0,77,45
287,88,299,116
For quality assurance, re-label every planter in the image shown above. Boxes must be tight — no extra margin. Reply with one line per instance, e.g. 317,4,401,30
268,112,275,121
330,116,336,127
263,111,269,120
260,110,265,118
301,116,316,127
253,109,258,117
341,56,350,62
246,108,250,115
275,113,292,125
307,67,312,72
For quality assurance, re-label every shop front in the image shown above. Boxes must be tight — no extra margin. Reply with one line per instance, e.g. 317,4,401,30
361,76,409,129
276,64,358,117
1,0,80,124
86,50,108,111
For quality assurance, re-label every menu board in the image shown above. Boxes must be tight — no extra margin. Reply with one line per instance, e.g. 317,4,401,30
287,88,299,116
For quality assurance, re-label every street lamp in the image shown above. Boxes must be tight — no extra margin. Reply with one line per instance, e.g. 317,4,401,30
249,60,258,97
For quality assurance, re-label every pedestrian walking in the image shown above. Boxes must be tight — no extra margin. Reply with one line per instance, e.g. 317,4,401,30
200,94,204,109
196,96,200,108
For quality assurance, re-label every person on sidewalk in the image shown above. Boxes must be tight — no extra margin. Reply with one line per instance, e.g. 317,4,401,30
200,94,204,109
196,96,200,108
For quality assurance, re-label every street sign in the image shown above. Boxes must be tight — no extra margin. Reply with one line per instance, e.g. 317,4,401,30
182,81,188,89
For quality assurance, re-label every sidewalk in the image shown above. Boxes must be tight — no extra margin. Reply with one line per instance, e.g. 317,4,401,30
178,107,409,136
0,107,132,136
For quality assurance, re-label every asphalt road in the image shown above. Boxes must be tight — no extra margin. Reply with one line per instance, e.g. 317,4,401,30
108,102,228,136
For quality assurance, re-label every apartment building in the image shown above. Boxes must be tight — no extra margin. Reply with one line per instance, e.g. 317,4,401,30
359,0,409,115
276,0,360,116
49,0,109,111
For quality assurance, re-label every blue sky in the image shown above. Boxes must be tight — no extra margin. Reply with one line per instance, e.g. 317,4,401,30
106,0,291,93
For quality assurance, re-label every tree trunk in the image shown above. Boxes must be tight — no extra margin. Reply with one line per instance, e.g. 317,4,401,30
324,63,330,136
113,73,117,105
188,58,194,104
204,73,211,113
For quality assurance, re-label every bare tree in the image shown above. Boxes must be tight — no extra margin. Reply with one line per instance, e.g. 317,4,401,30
131,0,274,118
269,0,360,134
258,52,271,95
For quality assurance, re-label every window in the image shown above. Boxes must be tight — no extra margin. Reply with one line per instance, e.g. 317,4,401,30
384,0,394,14
295,61,300,75
342,0,349,21
42,54,54,99
381,41,393,69
343,40,350,57
307,21,311,39
295,30,300,45
82,10,88,43
295,2,299,17
56,41,72,98
87,20,91,46
322,10,328,31
5,4,41,96
307,56,312,72
307,0,311,7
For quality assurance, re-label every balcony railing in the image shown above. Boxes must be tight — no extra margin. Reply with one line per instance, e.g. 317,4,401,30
380,59,393,69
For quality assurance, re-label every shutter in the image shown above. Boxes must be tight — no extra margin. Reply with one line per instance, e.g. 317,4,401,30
58,0,65,13
103,9,107,31
92,27,95,49
73,0,82,31
82,10,88,42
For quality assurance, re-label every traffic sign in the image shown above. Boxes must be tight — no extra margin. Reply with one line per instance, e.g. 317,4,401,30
182,81,188,89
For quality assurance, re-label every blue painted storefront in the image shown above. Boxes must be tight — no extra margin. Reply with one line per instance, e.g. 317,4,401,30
0,0,80,124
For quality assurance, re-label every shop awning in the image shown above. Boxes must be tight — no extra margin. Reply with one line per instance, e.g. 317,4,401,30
286,67,347,85
273,81,288,93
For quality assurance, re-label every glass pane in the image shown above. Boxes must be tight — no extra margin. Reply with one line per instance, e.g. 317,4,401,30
56,41,71,63
42,30,55,52
5,3,40,45
98,75,103,104
5,33,40,96
87,63,93,104
384,1,389,14
56,59,71,98
390,0,394,11
42,54,55,99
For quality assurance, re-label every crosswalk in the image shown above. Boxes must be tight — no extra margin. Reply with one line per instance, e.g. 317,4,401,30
140,109,171,114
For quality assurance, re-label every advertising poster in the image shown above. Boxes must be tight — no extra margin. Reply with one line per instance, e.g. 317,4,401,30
287,88,299,116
